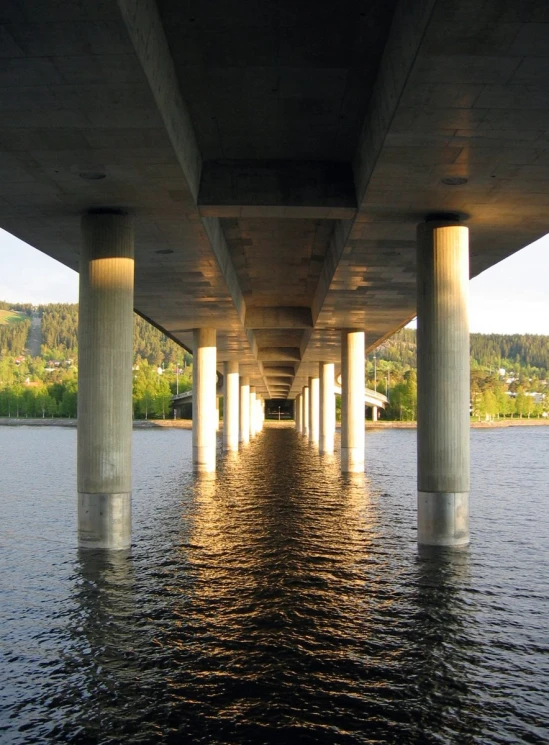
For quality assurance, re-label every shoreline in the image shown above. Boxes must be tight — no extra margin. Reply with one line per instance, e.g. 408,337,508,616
1,417,548,429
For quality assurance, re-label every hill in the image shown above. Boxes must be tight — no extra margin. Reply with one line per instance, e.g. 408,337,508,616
0,300,547,421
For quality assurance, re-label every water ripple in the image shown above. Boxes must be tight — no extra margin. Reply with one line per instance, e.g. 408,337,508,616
1,425,548,744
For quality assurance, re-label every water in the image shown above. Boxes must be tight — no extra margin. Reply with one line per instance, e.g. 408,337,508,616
1,425,548,744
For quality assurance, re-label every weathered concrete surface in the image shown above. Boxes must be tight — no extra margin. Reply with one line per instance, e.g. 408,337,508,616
192,328,217,472
0,0,546,401
77,212,134,549
223,360,239,451
417,221,470,546
341,330,365,473
319,362,335,454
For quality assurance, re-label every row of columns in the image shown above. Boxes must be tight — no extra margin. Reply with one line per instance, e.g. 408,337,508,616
77,211,470,550
295,332,364,476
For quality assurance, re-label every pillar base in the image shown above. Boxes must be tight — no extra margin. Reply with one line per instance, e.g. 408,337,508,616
341,447,364,473
193,446,216,473
78,492,131,549
319,435,334,454
417,491,469,546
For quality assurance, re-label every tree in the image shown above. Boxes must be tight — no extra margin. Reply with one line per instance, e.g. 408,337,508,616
154,377,173,419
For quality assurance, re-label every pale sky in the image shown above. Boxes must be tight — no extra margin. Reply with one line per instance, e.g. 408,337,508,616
0,227,548,334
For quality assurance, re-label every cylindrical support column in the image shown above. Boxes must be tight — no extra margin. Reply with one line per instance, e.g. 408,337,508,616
308,376,319,445
78,211,134,549
302,386,309,438
341,330,365,472
249,387,256,437
258,398,264,431
319,362,335,454
223,361,239,451
240,376,250,444
192,328,217,472
372,406,378,422
215,397,220,431
296,394,302,433
417,219,470,546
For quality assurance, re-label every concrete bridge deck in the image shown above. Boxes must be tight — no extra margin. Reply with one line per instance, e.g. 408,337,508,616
1,0,547,397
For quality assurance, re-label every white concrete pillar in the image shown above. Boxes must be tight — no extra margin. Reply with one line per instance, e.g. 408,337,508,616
372,406,378,422
249,387,256,437
341,330,365,472
240,376,250,444
192,328,217,472
308,376,319,445
319,362,335,454
302,386,309,438
223,361,239,452
257,397,264,431
215,396,220,431
78,211,134,549
417,218,470,546
296,394,302,433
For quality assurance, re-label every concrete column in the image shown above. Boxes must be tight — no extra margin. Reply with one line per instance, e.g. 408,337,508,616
257,398,264,431
372,406,378,422
308,376,319,445
341,330,365,472
192,328,217,472
215,397,220,431
319,362,335,454
417,218,470,546
296,394,302,433
78,211,134,549
249,387,256,437
223,361,239,452
302,386,309,438
240,376,250,444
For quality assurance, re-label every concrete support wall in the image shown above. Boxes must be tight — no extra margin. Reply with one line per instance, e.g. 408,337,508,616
302,386,309,438
192,328,217,472
308,376,319,445
240,376,250,444
319,362,335,454
223,361,239,451
249,387,256,437
417,220,470,546
341,330,365,472
78,211,134,549
372,406,378,422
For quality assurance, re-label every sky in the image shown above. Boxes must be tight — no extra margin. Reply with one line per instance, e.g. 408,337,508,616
0,227,548,335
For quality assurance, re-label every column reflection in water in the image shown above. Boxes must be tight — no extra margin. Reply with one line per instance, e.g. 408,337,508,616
404,547,481,743
59,550,149,742
155,428,382,740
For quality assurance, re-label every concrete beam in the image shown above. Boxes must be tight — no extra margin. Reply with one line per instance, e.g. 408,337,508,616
262,367,295,377
198,160,357,218
245,306,313,329
258,347,301,362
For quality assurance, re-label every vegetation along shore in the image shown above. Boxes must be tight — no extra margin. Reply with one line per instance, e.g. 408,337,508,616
1,301,548,422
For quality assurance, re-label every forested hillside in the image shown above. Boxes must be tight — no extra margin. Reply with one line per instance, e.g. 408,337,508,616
0,301,547,420
369,328,548,420
0,302,192,419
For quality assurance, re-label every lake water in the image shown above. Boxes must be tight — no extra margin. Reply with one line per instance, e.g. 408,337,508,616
1,425,548,744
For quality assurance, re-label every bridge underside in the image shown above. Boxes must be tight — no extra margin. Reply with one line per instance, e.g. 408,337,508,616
2,0,548,398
